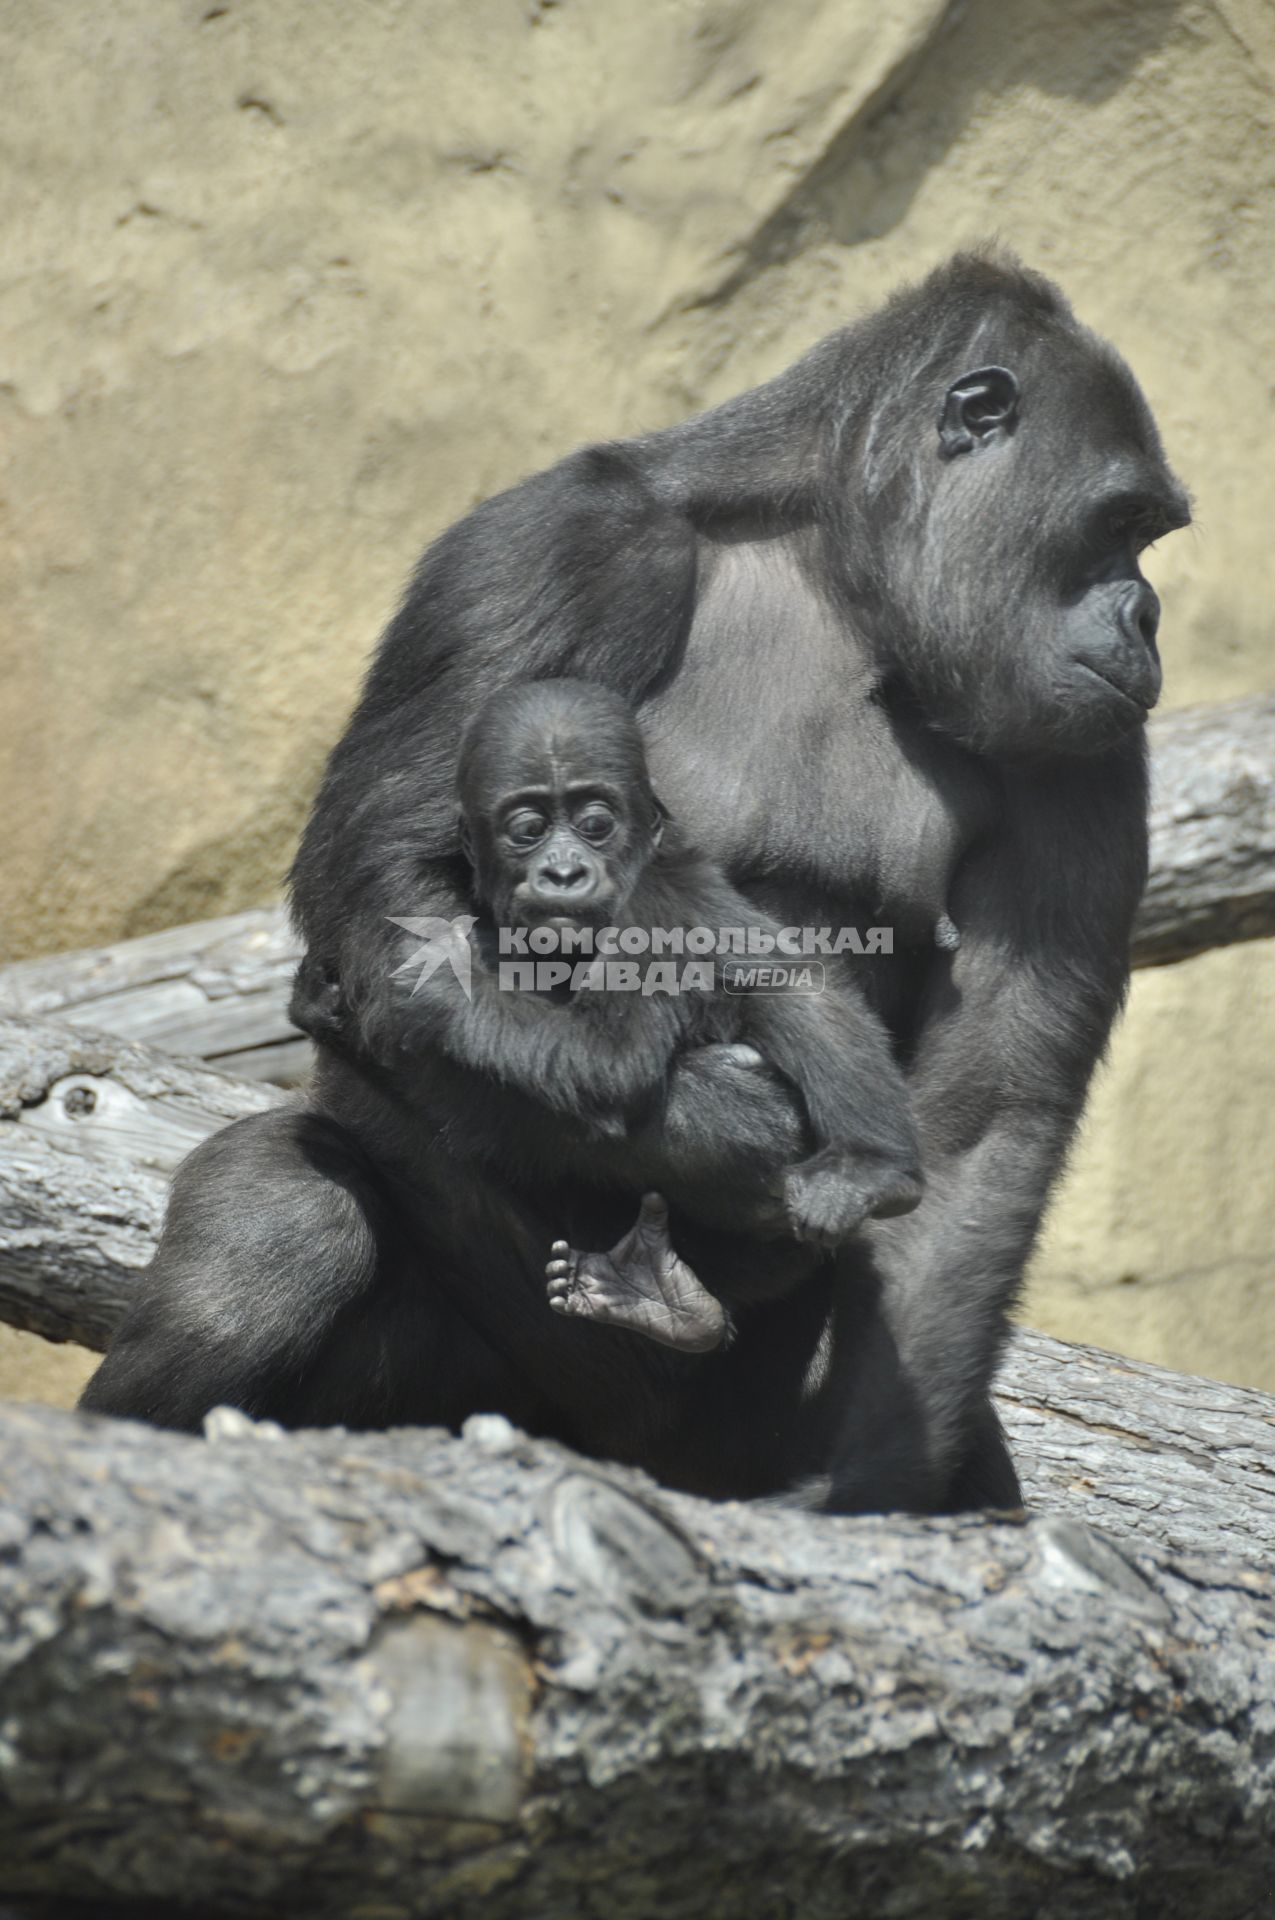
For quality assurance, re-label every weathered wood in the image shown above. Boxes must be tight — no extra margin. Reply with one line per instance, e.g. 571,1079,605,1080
998,1326,1275,1566
1141,690,1275,966
0,904,311,1083
2,1013,1274,1573
0,1015,282,1349
2,1016,1273,1912
0,1397,1271,1919
2,695,1273,1089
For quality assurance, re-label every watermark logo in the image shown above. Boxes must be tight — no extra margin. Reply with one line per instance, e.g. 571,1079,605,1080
722,960,826,995
494,925,892,963
388,915,476,999
389,918,891,997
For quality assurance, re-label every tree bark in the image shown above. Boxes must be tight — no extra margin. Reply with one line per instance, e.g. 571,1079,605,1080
3,1009,1275,1580
2,1016,1274,1913
1140,690,1275,966
0,1015,282,1349
2,694,1273,1086
0,1393,1271,1920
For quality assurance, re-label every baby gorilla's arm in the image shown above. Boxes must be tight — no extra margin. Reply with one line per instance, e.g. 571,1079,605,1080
574,1042,806,1237
658,866,922,1247
545,1193,727,1353
403,954,680,1129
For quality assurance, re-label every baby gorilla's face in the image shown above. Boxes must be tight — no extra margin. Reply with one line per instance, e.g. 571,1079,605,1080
458,691,662,932
483,772,629,929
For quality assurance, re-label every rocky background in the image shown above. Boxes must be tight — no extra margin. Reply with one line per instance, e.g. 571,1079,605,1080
2,0,1272,1404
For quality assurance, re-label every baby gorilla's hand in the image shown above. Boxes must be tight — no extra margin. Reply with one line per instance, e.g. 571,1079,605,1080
782,1147,923,1249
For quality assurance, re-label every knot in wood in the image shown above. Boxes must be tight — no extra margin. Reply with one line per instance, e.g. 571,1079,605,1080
549,1473,706,1617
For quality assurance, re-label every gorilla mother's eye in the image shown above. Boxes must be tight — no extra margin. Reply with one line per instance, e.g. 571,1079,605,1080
503,809,549,847
574,806,616,843
1101,508,1143,549
1089,495,1177,558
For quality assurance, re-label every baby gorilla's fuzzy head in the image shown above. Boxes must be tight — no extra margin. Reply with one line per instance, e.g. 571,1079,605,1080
456,679,664,930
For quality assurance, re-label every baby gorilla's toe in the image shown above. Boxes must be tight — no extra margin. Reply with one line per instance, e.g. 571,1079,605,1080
546,1243,583,1315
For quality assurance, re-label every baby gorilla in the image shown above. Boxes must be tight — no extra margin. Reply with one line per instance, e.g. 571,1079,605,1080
453,678,922,1353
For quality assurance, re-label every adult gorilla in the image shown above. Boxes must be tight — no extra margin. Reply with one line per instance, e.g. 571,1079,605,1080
82,249,1189,1514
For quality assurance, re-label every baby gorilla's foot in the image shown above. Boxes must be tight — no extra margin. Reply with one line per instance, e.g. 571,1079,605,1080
783,1148,923,1249
545,1192,727,1353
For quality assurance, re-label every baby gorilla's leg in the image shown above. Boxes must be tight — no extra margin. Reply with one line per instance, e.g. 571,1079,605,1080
545,1193,727,1353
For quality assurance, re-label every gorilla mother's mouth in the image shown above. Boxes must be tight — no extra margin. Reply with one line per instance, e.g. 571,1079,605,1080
1074,660,1152,715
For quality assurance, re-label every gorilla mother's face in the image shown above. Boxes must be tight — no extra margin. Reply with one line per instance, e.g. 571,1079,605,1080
875,334,1191,760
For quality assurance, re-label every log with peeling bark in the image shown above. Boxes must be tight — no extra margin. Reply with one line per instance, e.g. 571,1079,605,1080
0,1014,282,1350
1,693,1273,1088
0,1394,1273,1919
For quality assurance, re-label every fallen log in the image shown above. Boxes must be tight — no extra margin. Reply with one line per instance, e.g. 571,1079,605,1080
1,1014,1273,1575
0,904,311,1085
0,1015,282,1349
1140,690,1275,965
0,1397,1271,1919
2,1017,1274,1913
2,693,1273,1084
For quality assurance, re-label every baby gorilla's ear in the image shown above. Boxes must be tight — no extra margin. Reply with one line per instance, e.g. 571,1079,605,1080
650,795,671,848
287,953,344,1041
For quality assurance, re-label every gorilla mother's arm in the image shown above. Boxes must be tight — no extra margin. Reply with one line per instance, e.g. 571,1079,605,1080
288,449,700,1017
823,746,1148,1514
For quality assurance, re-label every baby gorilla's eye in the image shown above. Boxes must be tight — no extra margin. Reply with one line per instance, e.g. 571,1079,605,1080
575,807,616,843
504,810,548,847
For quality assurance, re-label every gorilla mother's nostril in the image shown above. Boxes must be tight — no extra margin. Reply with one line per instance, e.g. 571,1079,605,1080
1122,582,1160,649
1137,596,1160,647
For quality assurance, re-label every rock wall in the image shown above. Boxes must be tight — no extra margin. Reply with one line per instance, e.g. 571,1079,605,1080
3,0,1273,1399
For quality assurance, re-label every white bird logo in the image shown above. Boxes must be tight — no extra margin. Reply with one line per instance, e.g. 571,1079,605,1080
387,914,476,999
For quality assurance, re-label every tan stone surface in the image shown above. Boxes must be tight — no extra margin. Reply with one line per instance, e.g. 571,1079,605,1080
0,1327,95,1409
2,0,1272,1398
1024,939,1275,1395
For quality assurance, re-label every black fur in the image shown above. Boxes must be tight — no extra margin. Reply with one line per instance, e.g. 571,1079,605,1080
82,248,1189,1514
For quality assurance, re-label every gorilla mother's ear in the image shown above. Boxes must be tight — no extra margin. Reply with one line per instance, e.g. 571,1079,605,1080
938,366,1019,459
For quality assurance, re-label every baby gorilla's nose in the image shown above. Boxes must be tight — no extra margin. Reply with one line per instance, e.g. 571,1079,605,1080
539,850,592,891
